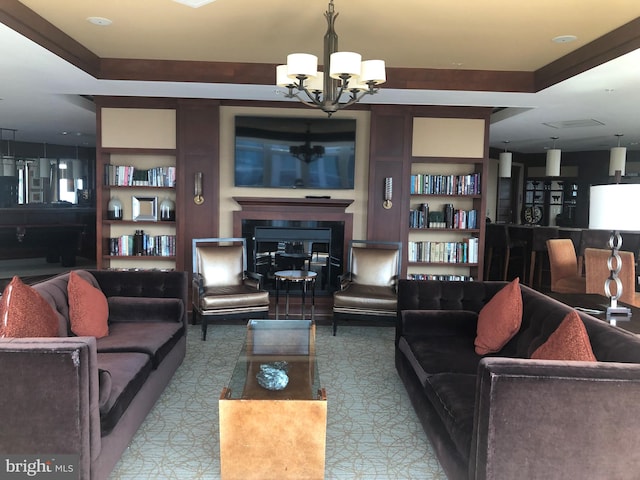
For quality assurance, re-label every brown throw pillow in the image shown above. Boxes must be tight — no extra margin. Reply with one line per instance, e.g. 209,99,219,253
0,276,59,338
475,278,523,355
531,310,596,361
68,270,109,338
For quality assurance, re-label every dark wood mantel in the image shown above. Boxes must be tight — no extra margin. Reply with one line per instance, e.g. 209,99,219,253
232,197,355,264
233,197,354,214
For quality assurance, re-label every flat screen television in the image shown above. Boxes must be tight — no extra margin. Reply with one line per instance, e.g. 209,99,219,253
234,116,356,189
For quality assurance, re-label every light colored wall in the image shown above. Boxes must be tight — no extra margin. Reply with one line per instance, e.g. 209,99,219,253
218,106,370,239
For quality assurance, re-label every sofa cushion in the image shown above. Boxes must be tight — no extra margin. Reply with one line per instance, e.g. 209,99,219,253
424,373,477,464
96,352,153,435
531,310,597,361
399,335,482,384
108,296,184,323
96,322,184,368
475,278,522,355
68,271,109,338
0,276,59,338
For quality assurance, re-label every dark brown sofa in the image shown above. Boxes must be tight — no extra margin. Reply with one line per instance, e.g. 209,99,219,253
0,269,188,480
396,279,640,480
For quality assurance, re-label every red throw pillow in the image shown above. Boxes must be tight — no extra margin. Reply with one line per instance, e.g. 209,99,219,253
475,278,523,355
531,310,596,361
0,276,59,338
68,271,109,338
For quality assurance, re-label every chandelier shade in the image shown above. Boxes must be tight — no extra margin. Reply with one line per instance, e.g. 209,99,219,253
276,0,386,116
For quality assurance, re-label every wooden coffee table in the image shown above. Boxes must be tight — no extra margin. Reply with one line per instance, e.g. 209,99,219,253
548,292,640,334
219,319,326,480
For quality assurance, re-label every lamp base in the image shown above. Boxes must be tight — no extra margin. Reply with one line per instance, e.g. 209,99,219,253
606,305,632,326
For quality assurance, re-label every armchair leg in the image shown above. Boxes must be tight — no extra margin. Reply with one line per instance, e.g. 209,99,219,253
332,317,337,336
202,317,208,341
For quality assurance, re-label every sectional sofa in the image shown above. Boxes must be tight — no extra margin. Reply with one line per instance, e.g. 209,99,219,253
396,279,640,480
0,269,188,480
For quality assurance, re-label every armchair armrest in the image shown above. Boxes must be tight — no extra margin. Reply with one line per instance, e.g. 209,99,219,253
244,270,263,290
471,357,640,480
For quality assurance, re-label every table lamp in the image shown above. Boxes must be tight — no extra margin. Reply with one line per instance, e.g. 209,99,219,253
589,184,640,323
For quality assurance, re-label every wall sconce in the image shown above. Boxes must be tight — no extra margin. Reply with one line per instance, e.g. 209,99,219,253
383,177,392,209
609,134,626,178
499,141,512,178
545,137,561,177
194,172,204,205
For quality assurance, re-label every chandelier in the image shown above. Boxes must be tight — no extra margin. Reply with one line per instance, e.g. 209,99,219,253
276,0,386,116
289,123,325,164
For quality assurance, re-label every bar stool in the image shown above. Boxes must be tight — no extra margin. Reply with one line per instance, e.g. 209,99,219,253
528,226,559,289
484,224,527,281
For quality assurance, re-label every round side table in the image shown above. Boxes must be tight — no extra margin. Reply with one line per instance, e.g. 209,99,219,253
274,270,318,320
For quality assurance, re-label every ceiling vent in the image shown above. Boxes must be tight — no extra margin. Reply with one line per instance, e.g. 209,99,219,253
543,119,605,129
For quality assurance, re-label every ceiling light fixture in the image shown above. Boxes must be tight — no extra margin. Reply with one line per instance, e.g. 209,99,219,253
87,17,112,26
609,134,626,178
545,137,561,177
552,35,577,44
499,141,512,178
172,0,217,8
276,0,386,116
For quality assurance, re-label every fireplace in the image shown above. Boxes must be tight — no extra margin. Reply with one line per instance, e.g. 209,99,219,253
233,197,354,293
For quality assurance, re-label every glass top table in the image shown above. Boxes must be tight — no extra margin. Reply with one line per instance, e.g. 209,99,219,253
223,319,323,400
219,319,327,480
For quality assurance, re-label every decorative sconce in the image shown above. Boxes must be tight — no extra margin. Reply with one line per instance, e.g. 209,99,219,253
383,177,392,209
194,172,204,205
499,141,512,178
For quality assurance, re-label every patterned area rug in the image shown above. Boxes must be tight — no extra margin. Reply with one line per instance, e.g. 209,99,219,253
110,324,446,479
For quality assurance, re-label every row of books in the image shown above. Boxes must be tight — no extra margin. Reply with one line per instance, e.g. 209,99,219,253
408,237,479,264
409,205,478,229
410,173,481,195
108,233,176,257
407,274,475,281
104,164,176,187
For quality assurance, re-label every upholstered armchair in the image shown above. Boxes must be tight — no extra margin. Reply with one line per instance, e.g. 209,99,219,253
546,238,586,294
192,238,270,340
584,247,640,307
332,240,402,335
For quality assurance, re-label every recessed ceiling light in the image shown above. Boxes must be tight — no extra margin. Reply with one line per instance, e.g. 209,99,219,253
87,16,113,26
552,35,577,44
172,0,217,8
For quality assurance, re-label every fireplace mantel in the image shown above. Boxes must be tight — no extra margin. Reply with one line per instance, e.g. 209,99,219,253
233,197,354,214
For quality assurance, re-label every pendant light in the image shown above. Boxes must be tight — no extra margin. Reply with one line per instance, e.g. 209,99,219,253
545,136,561,177
608,134,626,177
499,141,512,178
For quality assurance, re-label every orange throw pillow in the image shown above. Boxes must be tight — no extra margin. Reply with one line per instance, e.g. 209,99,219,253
475,278,523,355
531,310,596,361
0,276,59,338
68,271,109,338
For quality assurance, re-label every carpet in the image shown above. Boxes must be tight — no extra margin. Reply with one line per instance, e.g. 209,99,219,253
109,324,446,479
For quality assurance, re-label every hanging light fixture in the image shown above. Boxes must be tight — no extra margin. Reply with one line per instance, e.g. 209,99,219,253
289,122,325,164
545,136,561,177
609,133,626,178
276,0,386,116
0,128,17,176
499,141,512,178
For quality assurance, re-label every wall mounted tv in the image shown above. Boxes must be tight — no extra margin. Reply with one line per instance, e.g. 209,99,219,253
234,116,356,189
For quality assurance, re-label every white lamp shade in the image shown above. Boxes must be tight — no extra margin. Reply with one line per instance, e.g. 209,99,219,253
276,65,294,87
609,146,627,176
287,53,318,77
499,152,512,178
346,76,368,91
305,73,324,93
589,184,640,231
329,52,362,78
360,60,386,84
546,149,561,176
